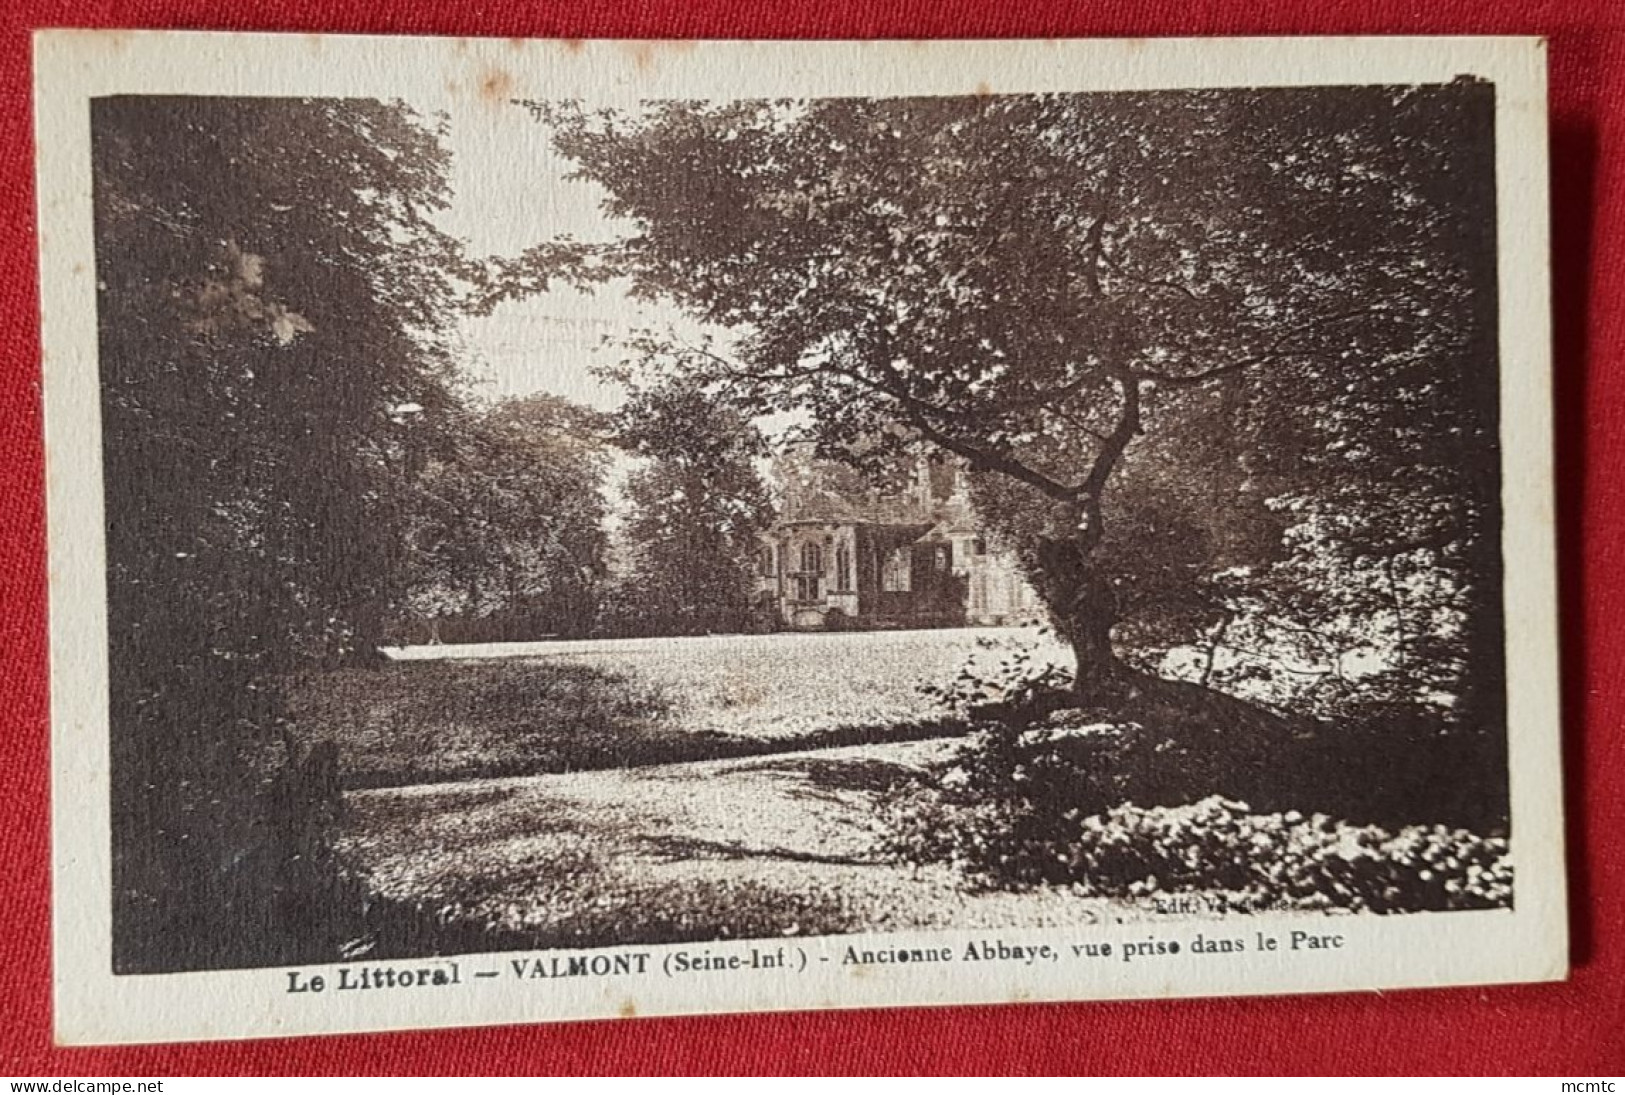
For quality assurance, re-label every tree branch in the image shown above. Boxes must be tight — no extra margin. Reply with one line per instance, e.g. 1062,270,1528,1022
1137,306,1388,389
1098,245,1201,302
849,353,1080,501
902,411,1079,502
666,335,1082,504
1075,371,1142,500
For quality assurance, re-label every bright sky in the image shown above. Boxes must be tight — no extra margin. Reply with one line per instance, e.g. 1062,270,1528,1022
426,99,755,534
430,100,716,412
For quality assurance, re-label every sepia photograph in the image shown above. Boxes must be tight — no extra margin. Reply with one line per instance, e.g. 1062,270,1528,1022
36,33,1564,1043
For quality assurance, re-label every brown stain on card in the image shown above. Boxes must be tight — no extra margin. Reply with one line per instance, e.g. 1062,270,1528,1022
975,82,994,97
618,999,637,1019
562,38,586,55
619,40,697,74
624,42,656,73
480,68,516,103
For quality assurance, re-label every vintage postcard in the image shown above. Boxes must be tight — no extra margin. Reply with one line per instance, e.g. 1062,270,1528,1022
35,31,1565,1045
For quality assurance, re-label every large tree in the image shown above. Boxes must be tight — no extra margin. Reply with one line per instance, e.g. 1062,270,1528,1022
400,394,610,641
608,370,773,635
498,86,1501,725
93,96,465,970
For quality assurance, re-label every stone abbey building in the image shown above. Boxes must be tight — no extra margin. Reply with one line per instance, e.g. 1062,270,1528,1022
755,453,1041,631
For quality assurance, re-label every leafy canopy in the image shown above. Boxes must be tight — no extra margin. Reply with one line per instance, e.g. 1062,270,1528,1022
507,87,1495,518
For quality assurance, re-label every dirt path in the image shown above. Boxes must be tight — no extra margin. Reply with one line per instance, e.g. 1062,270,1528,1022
339,737,1119,951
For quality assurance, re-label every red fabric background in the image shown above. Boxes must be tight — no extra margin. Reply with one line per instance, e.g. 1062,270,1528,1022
1,0,1619,1076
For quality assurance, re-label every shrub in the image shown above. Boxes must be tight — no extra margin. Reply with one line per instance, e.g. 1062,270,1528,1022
884,782,1511,913
878,711,1130,871
897,640,1512,911
922,638,1509,834
885,685,1513,912
921,641,1075,726
1064,797,1510,912
1291,701,1509,833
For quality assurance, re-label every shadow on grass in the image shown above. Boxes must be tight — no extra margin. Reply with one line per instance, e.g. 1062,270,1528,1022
356,874,866,960
332,749,910,962
637,833,876,868
290,657,969,791
734,756,936,795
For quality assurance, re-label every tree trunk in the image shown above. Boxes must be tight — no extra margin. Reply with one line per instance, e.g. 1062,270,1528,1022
1024,504,1311,748
1027,517,1125,700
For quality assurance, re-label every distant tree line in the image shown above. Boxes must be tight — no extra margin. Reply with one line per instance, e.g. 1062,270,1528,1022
597,370,775,638
393,393,611,645
386,377,772,645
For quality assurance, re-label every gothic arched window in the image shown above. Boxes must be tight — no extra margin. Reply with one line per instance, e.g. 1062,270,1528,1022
794,541,824,602
882,547,911,592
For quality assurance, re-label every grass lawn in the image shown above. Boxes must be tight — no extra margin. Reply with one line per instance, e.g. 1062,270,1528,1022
338,738,1119,956
289,627,1061,789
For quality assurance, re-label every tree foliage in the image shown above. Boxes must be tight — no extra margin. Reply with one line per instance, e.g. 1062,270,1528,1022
400,394,610,641
93,95,465,969
605,368,773,635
